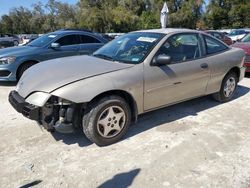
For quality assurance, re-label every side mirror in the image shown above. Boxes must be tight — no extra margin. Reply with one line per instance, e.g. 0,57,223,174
51,43,60,49
236,38,241,42
151,55,171,66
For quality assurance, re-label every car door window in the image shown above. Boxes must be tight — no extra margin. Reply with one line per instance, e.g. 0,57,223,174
156,33,201,63
79,35,101,44
56,35,80,46
204,35,228,55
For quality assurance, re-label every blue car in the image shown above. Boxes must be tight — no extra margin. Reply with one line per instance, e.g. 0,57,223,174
0,29,109,81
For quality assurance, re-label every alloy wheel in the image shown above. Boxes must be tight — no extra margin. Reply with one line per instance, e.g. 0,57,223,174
97,106,126,138
223,77,236,97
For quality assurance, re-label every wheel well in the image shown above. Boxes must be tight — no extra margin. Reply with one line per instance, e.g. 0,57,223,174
90,90,138,122
16,60,39,78
228,67,240,81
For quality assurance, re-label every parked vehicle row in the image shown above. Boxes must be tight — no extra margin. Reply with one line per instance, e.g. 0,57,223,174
205,30,233,45
232,34,250,73
0,34,20,48
227,29,250,42
19,34,39,46
8,28,246,146
0,29,109,81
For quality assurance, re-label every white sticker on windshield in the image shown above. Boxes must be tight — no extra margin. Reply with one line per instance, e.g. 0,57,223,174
137,37,157,43
132,58,139,62
48,35,57,38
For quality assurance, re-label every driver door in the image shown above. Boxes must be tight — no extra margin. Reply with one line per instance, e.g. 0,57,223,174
40,34,81,61
144,33,210,111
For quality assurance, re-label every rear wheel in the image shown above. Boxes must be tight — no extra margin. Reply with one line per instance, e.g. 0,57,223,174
17,62,35,81
82,96,131,146
212,71,238,102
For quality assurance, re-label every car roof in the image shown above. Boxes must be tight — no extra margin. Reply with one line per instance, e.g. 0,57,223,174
50,29,92,35
133,28,194,34
45,29,108,42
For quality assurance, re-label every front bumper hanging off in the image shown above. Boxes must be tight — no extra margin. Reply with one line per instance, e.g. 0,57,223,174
9,91,40,121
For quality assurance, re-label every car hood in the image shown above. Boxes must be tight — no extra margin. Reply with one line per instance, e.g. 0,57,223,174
0,46,40,57
232,42,250,54
17,55,134,98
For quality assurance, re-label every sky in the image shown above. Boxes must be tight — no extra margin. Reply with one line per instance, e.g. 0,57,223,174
0,0,78,16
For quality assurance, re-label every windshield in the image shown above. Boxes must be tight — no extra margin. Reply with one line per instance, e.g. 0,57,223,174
241,34,250,42
27,33,58,47
93,32,165,64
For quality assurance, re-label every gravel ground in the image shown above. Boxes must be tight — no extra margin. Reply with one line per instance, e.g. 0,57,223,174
0,75,250,188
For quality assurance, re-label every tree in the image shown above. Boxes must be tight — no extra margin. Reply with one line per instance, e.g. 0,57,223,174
203,0,250,29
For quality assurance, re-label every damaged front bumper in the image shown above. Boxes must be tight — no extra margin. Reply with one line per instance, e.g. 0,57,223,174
9,91,40,121
9,91,81,133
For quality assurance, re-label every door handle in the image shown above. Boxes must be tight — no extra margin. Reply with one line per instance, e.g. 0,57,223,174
200,63,208,69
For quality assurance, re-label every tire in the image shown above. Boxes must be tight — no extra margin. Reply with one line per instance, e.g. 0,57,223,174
17,62,35,81
82,96,131,146
13,40,19,46
212,71,238,102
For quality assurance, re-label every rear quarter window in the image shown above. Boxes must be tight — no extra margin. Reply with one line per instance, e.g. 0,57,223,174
204,35,228,55
79,35,101,44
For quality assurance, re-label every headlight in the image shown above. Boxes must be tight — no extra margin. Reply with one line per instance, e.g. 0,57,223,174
25,92,51,107
0,56,16,64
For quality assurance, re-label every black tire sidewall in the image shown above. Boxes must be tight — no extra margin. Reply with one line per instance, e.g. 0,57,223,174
219,72,238,102
83,96,131,146
17,63,34,81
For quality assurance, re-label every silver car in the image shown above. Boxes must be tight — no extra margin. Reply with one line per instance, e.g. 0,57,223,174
0,34,20,47
9,29,246,146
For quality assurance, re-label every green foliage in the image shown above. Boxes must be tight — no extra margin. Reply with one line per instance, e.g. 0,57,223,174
204,0,250,29
0,0,249,34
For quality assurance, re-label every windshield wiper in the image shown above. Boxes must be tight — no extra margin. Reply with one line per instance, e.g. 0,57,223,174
93,54,114,61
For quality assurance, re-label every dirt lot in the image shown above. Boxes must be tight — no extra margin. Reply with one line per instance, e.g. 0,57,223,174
0,76,250,188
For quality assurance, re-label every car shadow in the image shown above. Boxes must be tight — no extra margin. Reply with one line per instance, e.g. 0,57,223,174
50,85,250,147
51,128,92,147
98,169,140,188
0,81,17,86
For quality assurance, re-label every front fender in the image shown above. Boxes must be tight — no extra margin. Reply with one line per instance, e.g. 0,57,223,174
51,64,144,114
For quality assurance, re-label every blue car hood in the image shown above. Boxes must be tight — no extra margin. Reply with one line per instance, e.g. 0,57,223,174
0,46,39,57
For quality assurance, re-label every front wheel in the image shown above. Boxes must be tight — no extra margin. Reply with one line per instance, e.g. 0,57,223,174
82,96,131,146
212,71,238,102
17,62,35,81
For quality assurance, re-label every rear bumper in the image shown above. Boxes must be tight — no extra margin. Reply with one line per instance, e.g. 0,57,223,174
9,91,40,121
